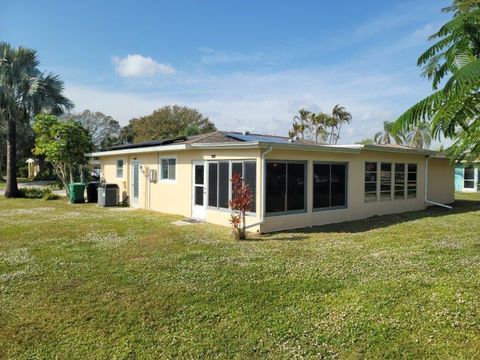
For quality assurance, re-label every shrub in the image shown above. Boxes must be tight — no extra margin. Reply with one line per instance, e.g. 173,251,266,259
229,173,253,240
19,188,57,199
43,192,62,201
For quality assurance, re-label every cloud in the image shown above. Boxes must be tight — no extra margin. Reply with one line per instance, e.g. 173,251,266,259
198,47,264,64
112,54,175,77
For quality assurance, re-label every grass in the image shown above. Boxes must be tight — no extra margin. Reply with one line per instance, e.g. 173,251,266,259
0,193,479,359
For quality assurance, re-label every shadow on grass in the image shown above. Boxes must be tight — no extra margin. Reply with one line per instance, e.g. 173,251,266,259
259,199,480,240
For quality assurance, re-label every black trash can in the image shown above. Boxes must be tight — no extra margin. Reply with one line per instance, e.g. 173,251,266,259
97,183,119,206
86,182,100,203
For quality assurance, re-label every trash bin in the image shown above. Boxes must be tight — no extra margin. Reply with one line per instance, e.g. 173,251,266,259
97,183,119,207
86,182,100,203
69,183,85,204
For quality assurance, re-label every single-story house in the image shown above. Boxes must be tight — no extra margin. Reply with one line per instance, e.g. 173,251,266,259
455,163,479,192
88,131,455,233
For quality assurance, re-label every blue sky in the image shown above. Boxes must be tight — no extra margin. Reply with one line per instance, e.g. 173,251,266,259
2,0,451,144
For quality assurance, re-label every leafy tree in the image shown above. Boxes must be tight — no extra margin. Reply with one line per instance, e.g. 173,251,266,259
374,121,404,144
128,105,216,143
395,1,480,162
0,42,72,197
62,110,121,150
229,172,253,240
32,115,92,195
289,109,312,139
356,138,375,145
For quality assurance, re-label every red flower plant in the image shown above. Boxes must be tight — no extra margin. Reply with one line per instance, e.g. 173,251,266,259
229,172,253,240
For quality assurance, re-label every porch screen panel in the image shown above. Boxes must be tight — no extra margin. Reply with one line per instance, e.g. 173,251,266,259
244,161,256,212
287,163,306,211
208,163,218,207
266,162,286,213
218,162,229,208
407,164,417,198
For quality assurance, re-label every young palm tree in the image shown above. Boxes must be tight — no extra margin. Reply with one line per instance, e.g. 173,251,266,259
290,109,312,139
310,112,330,143
374,121,404,145
395,1,480,161
0,42,72,197
331,104,352,144
406,122,432,148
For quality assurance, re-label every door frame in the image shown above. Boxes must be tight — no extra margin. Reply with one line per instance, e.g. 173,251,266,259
191,160,206,220
130,160,140,208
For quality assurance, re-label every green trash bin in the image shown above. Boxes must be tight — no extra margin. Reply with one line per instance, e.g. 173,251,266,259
69,183,86,204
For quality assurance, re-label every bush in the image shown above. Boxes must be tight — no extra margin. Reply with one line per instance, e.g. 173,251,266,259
19,187,61,200
18,166,29,178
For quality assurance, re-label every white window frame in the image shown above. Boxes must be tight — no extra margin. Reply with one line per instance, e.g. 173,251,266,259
116,159,124,179
159,156,177,183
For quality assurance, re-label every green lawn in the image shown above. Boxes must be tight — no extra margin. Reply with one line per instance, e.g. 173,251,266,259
1,193,479,358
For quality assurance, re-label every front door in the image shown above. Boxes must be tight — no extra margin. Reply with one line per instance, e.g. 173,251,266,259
192,161,206,220
131,160,140,207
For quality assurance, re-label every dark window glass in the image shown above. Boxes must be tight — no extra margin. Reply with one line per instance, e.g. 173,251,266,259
266,162,286,213
365,183,377,192
365,162,377,171
464,167,475,180
407,163,417,198
219,162,229,208
331,164,346,207
408,164,417,172
168,158,176,180
244,161,256,213
365,162,378,202
313,164,330,208
365,172,377,182
208,163,218,207
287,163,306,211
195,165,204,185
195,186,203,206
394,164,405,200
232,162,243,178
380,162,392,201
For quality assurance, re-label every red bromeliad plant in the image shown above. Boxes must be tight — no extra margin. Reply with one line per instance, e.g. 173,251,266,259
229,172,253,240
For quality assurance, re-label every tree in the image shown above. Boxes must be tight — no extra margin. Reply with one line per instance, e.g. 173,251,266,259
356,138,375,145
374,121,404,144
62,110,121,150
288,105,352,144
32,115,92,195
406,122,432,148
128,105,216,143
0,42,72,197
395,1,480,162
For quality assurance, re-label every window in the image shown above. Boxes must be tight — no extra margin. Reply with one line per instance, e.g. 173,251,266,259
407,163,417,198
313,163,347,209
364,162,378,202
208,160,256,212
464,166,475,189
116,160,124,178
266,161,306,214
380,163,392,201
160,158,176,181
394,163,406,200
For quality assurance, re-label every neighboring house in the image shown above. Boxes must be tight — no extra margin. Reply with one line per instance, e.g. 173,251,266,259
88,131,455,233
455,163,479,192
25,158,39,179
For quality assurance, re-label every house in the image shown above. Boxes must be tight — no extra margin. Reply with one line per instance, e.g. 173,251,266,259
455,162,479,192
88,131,455,233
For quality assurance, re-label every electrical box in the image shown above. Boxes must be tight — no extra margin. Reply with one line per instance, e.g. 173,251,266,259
148,169,157,183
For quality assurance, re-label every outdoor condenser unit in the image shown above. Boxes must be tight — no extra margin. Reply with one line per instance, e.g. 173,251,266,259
97,183,119,206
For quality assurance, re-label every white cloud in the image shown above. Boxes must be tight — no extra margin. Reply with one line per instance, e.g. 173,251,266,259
112,54,175,77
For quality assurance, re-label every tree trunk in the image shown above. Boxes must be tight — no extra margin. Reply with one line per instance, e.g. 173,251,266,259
5,118,20,198
79,165,84,183
69,165,74,184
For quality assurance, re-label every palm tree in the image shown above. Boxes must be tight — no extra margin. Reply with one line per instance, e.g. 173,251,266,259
374,121,404,145
0,42,72,197
310,112,330,143
291,109,311,139
395,2,480,162
406,122,432,148
331,104,352,144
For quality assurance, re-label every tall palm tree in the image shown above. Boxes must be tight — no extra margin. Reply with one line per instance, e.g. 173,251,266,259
406,122,432,148
331,104,352,144
395,2,480,162
310,112,330,143
0,42,72,197
374,121,404,145
292,109,311,139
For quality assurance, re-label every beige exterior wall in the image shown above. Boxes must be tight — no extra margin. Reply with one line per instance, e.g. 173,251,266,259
98,147,454,233
427,158,455,205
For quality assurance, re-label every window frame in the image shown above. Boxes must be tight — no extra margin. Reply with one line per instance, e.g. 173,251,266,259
265,160,307,217
159,156,177,183
313,161,348,212
116,159,124,179
394,163,406,200
364,161,379,203
380,162,393,202
407,163,417,199
206,159,257,214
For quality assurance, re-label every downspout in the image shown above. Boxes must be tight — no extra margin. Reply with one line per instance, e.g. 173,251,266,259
424,156,452,209
245,145,273,230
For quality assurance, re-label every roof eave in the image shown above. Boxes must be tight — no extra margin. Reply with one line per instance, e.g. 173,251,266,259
86,144,188,157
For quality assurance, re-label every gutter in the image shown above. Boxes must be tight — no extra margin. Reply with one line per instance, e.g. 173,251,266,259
245,145,273,230
424,156,452,209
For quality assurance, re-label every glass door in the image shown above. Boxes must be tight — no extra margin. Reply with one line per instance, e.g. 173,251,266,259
131,160,140,207
192,161,206,219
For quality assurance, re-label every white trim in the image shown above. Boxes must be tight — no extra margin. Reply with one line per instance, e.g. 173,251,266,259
159,155,177,184
87,144,187,157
